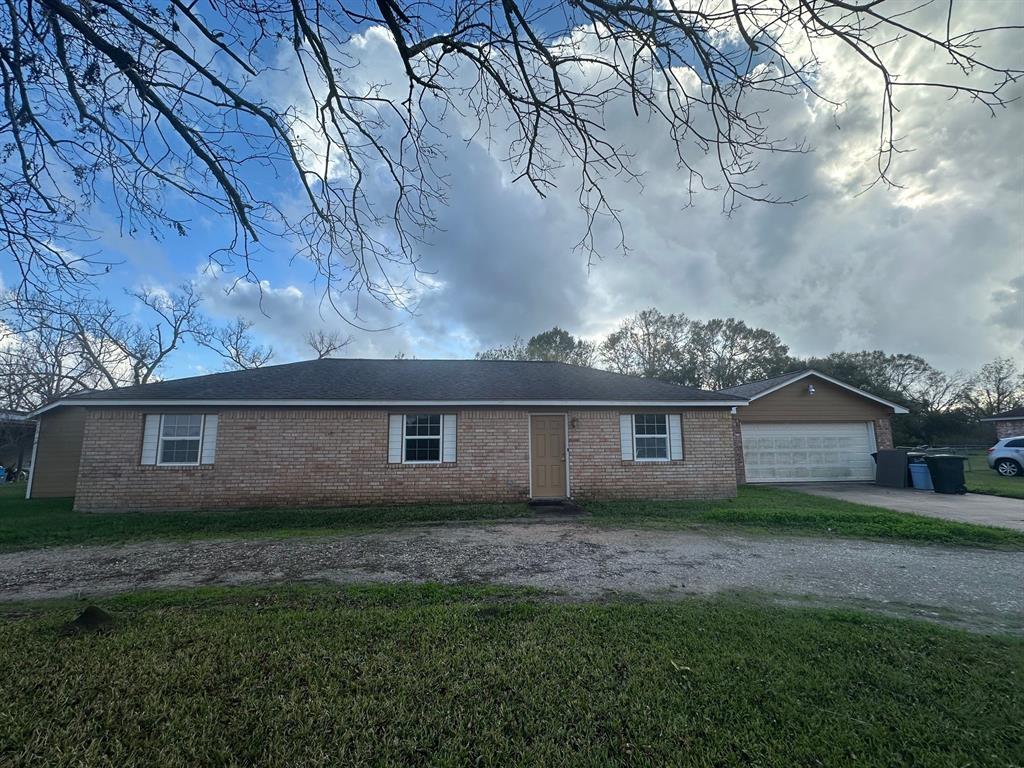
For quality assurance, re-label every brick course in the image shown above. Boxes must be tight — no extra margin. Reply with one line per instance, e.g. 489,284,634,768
873,417,894,450
73,406,738,512
731,414,745,484
995,420,1024,440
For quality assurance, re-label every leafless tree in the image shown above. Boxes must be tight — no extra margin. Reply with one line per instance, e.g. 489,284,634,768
204,317,275,370
71,284,205,387
967,357,1024,416
0,313,104,409
3,283,206,394
476,337,529,362
305,329,351,359
2,0,1019,312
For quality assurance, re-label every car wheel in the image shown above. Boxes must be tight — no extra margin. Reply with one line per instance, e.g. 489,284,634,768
995,458,1022,477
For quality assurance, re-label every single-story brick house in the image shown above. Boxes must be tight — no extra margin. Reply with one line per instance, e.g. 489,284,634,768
26,361,907,511
719,370,906,483
26,359,750,511
980,407,1024,440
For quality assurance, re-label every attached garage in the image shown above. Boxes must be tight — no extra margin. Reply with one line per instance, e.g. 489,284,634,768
741,422,877,483
722,370,908,485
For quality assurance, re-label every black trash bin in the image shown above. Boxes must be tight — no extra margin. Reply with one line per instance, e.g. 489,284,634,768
924,455,967,495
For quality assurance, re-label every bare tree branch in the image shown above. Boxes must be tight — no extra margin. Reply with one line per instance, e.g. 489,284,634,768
304,329,351,359
204,317,275,369
0,0,1019,308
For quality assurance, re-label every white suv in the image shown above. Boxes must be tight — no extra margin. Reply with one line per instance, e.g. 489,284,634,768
987,436,1024,477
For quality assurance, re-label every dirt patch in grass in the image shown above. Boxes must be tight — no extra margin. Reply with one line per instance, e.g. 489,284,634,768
58,605,116,635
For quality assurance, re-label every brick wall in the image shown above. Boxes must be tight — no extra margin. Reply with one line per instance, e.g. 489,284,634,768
731,414,745,484
568,409,737,501
873,417,894,450
996,420,1024,439
73,406,738,512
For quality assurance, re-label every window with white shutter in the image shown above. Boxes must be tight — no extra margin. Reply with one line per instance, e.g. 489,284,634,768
622,413,683,462
388,414,457,464
141,414,218,467
633,414,669,461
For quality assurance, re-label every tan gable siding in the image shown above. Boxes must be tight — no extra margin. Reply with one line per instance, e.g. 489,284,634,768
739,375,892,423
29,407,86,497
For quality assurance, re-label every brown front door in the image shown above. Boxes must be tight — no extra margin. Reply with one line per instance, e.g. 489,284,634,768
530,415,566,498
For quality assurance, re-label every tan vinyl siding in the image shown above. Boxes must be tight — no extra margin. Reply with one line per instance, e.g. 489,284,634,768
739,376,891,422
29,407,86,497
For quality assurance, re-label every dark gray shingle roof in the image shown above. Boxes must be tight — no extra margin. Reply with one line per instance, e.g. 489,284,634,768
717,370,810,399
60,359,744,405
982,406,1024,421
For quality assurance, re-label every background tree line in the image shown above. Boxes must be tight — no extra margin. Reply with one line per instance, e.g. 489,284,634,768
0,288,349,412
3,295,1019,447
477,308,1023,446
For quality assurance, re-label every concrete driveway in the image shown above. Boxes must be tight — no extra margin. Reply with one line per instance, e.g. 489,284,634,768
790,483,1024,531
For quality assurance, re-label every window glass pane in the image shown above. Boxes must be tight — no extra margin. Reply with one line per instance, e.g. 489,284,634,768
635,436,668,459
1006,439,1024,448
404,438,440,462
160,439,200,463
405,414,441,437
162,414,202,438
634,414,667,436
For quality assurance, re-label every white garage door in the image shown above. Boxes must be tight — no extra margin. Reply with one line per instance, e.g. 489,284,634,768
741,423,877,483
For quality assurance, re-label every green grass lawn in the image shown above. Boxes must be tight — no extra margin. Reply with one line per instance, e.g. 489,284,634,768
0,483,532,552
585,486,1024,549
3,482,1023,552
0,584,1020,767
964,451,1024,500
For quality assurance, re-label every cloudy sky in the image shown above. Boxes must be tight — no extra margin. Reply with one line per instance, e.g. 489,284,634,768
5,0,1021,378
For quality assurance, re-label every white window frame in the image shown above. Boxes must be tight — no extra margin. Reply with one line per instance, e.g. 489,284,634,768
157,414,206,467
632,414,670,462
403,414,443,465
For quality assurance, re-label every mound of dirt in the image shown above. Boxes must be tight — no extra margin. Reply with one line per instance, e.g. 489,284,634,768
60,605,115,635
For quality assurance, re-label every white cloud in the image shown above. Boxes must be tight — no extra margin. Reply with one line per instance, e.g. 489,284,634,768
170,4,1024,372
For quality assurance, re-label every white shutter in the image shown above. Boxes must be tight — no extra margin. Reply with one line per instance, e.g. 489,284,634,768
201,415,218,464
442,414,457,462
388,414,404,463
668,414,683,460
619,414,634,460
141,414,160,465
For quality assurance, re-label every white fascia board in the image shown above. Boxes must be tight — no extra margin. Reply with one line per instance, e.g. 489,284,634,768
746,370,910,414
24,420,40,500
30,398,748,416
980,415,1024,422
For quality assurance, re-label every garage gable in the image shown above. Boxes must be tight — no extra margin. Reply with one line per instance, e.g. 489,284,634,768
739,374,895,423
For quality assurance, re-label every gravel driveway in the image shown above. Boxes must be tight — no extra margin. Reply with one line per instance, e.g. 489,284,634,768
2,522,1022,631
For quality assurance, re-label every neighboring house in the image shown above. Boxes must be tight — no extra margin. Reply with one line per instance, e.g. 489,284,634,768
980,407,1024,440
720,370,907,484
27,359,747,511
0,411,36,475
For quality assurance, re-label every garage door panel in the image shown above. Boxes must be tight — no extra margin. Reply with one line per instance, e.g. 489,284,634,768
741,423,875,483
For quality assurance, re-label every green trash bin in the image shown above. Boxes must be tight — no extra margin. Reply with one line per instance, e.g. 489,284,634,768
924,455,967,495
